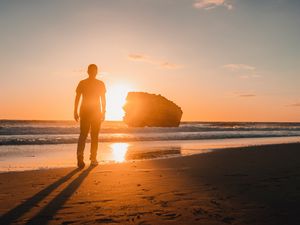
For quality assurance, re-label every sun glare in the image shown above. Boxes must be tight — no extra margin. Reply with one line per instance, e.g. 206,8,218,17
111,143,129,162
106,84,133,121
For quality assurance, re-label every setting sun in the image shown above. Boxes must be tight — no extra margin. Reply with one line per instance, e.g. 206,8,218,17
105,84,133,121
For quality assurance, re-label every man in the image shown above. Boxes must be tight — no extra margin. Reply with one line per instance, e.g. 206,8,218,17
74,64,106,168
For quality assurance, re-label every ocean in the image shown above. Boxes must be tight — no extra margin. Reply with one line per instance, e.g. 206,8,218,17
0,120,299,172
1,120,300,145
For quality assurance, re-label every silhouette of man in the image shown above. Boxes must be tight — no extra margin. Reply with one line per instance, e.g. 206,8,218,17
74,64,106,168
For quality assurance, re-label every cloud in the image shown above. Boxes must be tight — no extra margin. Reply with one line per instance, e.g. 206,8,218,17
128,53,182,70
128,54,145,61
239,94,256,98
223,64,256,72
128,54,154,64
233,91,256,98
194,0,233,10
223,63,260,79
286,103,300,107
160,62,183,69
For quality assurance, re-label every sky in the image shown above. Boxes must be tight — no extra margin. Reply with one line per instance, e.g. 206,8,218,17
0,0,300,121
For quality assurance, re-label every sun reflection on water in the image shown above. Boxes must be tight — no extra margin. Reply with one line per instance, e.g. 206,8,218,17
111,143,129,162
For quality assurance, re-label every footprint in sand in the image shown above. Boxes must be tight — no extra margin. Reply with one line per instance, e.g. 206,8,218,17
95,218,118,224
210,199,221,207
158,200,168,207
155,211,181,220
62,220,78,224
192,207,206,216
222,216,235,224
137,221,151,225
142,195,155,203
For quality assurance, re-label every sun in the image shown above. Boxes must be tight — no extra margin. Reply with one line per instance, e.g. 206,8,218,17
105,83,133,121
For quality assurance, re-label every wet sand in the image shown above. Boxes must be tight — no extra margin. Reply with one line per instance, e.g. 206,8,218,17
0,143,300,224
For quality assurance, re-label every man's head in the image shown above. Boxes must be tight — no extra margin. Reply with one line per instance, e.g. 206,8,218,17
87,64,98,78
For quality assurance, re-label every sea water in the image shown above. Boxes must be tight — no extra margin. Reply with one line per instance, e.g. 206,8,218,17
0,120,299,172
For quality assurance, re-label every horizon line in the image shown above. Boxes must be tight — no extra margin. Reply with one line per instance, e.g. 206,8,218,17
1,119,300,123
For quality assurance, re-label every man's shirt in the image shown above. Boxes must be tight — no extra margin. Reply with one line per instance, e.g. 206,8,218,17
76,78,106,115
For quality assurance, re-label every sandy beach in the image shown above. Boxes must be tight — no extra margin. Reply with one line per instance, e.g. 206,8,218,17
0,143,299,225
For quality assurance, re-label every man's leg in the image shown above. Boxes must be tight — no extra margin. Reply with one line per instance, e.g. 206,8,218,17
77,116,90,166
90,116,101,162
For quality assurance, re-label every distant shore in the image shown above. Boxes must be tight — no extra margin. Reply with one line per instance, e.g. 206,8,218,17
1,143,300,224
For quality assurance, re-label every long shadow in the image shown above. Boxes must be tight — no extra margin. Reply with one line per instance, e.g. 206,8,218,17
25,165,95,225
0,168,80,225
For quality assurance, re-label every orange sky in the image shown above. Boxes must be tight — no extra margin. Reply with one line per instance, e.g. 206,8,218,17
0,0,300,122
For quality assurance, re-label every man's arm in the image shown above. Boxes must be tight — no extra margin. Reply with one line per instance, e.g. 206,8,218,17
74,93,81,122
101,93,106,122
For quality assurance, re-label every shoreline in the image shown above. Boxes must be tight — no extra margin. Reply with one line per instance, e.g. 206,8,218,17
0,141,299,175
0,136,299,173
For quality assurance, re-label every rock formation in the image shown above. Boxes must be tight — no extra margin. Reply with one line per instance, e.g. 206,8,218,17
123,92,183,127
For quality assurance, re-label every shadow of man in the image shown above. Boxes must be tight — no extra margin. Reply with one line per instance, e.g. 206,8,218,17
25,165,95,224
0,168,80,225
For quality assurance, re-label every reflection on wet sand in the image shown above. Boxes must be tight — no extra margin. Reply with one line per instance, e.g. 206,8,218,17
111,143,129,162
126,146,182,160
108,143,182,162
1,137,299,172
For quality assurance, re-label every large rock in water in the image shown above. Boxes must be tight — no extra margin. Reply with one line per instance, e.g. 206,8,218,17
123,92,183,127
